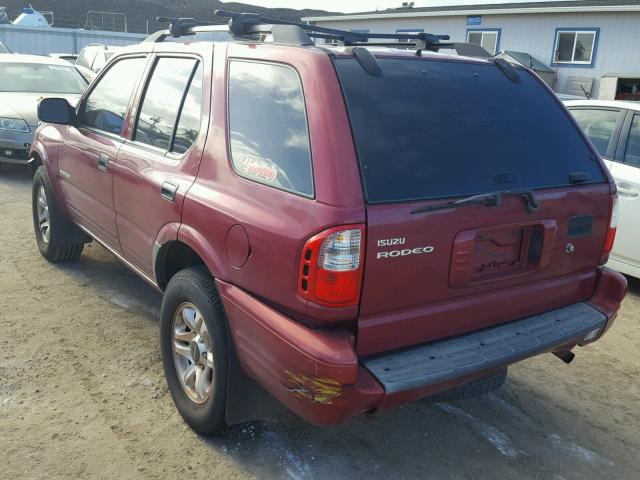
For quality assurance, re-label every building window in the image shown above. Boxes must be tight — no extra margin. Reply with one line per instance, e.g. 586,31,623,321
552,29,599,67
466,29,500,55
396,29,424,44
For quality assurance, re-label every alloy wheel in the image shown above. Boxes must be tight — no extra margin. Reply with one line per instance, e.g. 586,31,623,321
172,302,214,404
36,185,50,244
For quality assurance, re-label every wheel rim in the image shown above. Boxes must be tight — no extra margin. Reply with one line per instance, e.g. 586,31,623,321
172,302,214,404
36,185,50,244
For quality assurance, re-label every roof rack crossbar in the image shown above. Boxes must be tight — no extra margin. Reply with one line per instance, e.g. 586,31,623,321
151,12,502,57
154,11,452,51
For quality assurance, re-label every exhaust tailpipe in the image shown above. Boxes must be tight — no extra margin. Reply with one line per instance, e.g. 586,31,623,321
553,350,575,364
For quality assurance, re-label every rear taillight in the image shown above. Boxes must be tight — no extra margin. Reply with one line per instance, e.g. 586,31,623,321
298,225,365,307
601,193,619,264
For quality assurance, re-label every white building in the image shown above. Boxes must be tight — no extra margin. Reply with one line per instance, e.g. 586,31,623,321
304,1,640,99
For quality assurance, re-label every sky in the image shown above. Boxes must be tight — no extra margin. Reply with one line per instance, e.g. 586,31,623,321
242,0,573,14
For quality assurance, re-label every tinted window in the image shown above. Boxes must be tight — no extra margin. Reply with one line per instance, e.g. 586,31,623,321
624,115,640,168
570,109,619,156
79,57,146,135
335,58,605,203
173,64,203,155
228,61,313,197
134,58,198,150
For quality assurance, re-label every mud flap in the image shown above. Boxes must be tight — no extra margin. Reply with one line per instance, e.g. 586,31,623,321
225,339,287,425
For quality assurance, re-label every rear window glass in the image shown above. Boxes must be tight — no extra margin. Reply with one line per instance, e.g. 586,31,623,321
334,58,605,203
228,60,313,197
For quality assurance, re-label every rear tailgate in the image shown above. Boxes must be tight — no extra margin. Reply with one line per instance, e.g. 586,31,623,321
333,54,611,355
360,185,609,354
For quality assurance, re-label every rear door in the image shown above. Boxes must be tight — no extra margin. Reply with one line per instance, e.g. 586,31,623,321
609,112,640,268
114,53,208,276
334,56,612,355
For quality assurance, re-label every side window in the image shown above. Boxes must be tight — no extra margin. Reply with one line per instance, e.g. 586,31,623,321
228,60,313,197
624,115,640,168
172,64,203,155
569,108,619,156
133,58,198,151
79,57,147,135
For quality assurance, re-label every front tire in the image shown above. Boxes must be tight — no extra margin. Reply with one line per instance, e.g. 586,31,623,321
160,267,229,435
32,166,84,262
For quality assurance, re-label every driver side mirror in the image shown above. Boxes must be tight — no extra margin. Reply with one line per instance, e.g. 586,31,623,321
38,98,76,125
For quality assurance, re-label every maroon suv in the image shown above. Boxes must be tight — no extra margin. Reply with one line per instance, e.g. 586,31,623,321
30,14,627,434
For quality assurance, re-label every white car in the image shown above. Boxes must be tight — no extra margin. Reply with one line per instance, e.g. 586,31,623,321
565,100,640,278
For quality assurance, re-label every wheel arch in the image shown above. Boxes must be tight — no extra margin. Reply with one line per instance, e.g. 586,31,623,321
154,226,226,291
28,151,44,178
154,240,207,291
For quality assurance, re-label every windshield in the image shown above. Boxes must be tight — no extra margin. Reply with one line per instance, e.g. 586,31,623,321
0,62,87,94
334,57,606,204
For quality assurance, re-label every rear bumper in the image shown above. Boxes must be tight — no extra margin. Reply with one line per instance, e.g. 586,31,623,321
217,267,627,426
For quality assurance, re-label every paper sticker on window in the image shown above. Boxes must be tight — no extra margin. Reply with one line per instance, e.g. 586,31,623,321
240,156,279,183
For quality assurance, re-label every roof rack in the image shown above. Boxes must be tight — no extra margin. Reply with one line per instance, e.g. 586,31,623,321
148,11,491,57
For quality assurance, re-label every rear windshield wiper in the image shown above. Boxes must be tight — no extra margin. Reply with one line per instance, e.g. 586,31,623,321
412,189,539,214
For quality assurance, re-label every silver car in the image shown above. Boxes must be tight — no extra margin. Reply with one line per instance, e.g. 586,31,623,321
0,54,87,170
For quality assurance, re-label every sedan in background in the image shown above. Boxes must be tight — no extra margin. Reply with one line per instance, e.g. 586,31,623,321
0,54,88,170
565,100,640,277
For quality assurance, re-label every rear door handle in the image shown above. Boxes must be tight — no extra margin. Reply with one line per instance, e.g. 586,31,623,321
161,181,178,202
98,153,109,172
618,184,640,199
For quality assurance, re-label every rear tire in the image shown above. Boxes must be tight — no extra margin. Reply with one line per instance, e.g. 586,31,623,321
160,267,229,435
32,166,85,263
429,367,507,402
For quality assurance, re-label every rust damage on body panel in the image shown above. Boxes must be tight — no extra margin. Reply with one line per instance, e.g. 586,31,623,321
283,370,343,404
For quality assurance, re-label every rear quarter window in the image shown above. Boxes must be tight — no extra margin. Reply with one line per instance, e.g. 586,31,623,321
228,60,314,197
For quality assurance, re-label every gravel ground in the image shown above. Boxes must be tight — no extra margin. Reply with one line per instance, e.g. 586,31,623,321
1,164,639,480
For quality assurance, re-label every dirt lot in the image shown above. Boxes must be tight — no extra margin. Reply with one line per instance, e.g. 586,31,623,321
1,164,639,480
